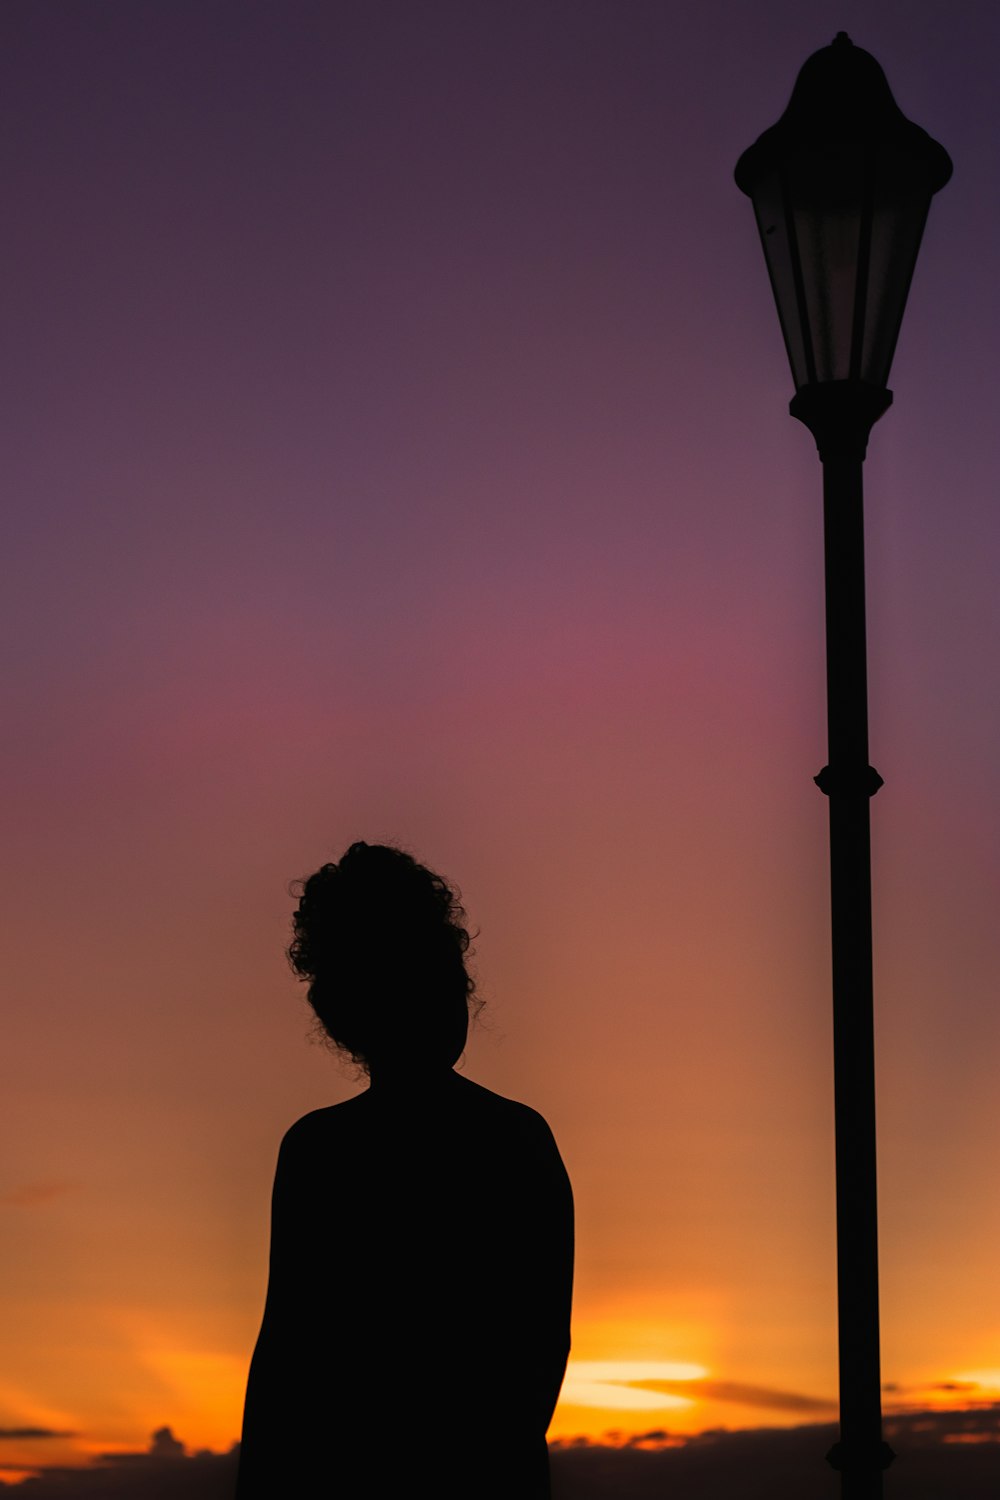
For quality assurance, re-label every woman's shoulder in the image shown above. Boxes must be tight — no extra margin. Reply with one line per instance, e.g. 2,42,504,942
450,1074,555,1131
277,1092,371,1153
447,1077,568,1171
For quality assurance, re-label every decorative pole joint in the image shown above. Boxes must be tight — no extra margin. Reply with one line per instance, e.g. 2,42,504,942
814,764,884,797
826,1440,897,1473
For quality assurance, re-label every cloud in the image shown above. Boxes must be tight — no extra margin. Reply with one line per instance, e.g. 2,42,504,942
551,1407,1000,1499
4,1410,1000,1499
96,1427,187,1467
0,1430,74,1441
626,1378,837,1415
0,1430,238,1497
565,1364,836,1416
0,1181,76,1209
884,1405,1000,1443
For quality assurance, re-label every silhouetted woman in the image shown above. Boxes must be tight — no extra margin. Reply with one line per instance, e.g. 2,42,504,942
236,842,573,1498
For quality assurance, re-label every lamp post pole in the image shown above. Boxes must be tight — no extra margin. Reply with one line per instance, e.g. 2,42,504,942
793,383,892,1498
735,35,951,1500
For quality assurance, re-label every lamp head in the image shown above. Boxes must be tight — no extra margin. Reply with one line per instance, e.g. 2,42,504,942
735,33,951,395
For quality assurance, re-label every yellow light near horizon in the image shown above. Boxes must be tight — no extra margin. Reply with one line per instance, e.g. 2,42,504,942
951,1370,1000,1391
560,1360,708,1412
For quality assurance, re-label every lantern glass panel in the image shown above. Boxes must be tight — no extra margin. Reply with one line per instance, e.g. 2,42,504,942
861,151,933,387
791,192,863,384
750,168,813,388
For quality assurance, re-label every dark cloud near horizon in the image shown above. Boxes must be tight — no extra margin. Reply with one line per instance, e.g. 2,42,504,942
96,1428,188,1467
4,1412,1000,1499
627,1376,837,1414
552,1407,1000,1498
0,1431,236,1499
0,1431,74,1441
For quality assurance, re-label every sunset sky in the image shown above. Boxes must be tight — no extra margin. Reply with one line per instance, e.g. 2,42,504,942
3,0,999,1486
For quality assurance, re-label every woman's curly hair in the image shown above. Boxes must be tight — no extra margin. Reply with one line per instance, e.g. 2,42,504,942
288,842,478,1071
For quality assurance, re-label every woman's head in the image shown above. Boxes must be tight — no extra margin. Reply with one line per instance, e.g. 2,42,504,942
288,842,476,1073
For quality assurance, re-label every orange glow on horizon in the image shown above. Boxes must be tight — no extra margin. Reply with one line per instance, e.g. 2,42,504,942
3,1345,1000,1476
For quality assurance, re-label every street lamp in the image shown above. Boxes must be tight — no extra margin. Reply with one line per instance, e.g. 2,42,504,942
735,33,951,1500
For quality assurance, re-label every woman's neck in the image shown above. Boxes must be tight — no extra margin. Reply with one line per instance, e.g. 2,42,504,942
366,1060,459,1093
